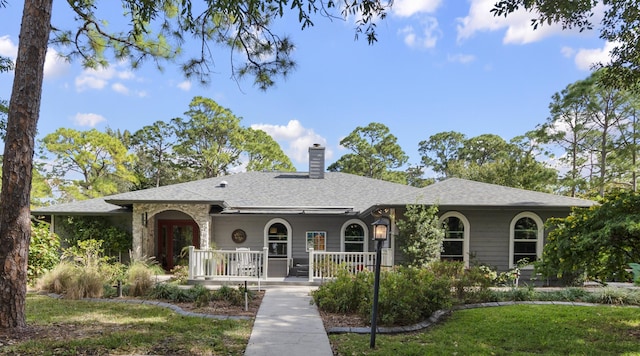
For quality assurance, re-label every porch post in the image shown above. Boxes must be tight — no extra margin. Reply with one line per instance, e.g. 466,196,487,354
263,247,269,279
188,246,195,280
308,248,314,282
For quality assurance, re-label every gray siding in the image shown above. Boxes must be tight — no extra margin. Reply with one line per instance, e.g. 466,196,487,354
394,206,572,272
211,214,370,260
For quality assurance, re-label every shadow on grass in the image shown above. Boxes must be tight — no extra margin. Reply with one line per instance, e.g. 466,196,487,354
1,294,252,355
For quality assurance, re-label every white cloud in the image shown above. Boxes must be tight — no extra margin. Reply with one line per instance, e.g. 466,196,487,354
572,41,618,71
177,80,192,91
111,82,130,95
448,53,476,64
43,48,70,79
251,119,332,165
252,119,306,140
398,16,440,49
457,0,565,44
75,64,138,93
0,35,18,58
392,0,442,17
72,112,106,127
561,46,575,58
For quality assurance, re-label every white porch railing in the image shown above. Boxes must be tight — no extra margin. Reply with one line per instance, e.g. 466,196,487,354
306,248,392,282
187,246,392,282
188,246,268,281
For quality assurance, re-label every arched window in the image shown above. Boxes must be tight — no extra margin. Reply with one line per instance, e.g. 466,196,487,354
440,212,470,267
340,219,368,252
509,212,544,268
264,219,291,259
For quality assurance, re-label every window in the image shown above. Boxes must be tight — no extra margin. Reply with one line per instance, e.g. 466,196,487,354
267,222,288,258
306,231,326,251
341,220,368,252
439,212,470,267
510,212,544,268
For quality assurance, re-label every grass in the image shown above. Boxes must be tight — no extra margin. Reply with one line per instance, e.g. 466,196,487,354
330,304,640,355
2,294,252,355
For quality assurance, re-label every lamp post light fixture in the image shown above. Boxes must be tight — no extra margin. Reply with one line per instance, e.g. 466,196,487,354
370,217,389,349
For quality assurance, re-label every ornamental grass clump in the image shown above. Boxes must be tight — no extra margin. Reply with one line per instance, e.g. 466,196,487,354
126,261,157,297
36,261,76,295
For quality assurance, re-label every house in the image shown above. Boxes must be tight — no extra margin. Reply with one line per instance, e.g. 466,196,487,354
33,145,596,282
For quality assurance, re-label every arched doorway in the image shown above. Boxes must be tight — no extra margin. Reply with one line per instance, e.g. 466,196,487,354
264,218,292,277
157,219,200,271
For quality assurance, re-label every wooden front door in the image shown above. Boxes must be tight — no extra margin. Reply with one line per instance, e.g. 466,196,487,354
158,220,200,271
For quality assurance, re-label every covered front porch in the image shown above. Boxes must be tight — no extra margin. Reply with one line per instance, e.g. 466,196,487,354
187,246,393,284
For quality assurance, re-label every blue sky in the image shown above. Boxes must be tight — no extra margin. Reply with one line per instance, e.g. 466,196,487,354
0,1,611,173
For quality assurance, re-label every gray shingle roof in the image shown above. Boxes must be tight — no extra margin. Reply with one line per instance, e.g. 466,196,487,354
33,172,420,214
406,178,596,207
32,173,596,215
32,198,129,215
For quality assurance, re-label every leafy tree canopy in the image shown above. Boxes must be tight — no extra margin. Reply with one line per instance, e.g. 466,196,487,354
419,131,557,192
50,0,391,89
538,190,640,284
328,122,408,182
41,128,138,200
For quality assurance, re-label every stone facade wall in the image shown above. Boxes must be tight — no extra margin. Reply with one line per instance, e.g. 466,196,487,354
131,203,211,259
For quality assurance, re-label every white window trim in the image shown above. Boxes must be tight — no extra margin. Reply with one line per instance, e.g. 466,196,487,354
509,212,544,269
340,219,369,252
439,211,470,268
264,218,292,260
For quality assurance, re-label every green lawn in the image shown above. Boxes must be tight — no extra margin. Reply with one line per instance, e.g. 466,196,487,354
2,294,252,355
330,304,640,355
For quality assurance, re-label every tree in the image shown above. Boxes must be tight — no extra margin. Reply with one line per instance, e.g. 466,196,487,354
173,96,245,179
538,190,640,285
537,70,638,197
419,131,557,191
418,131,465,178
2,0,390,329
396,204,444,268
328,122,408,181
1,0,52,329
535,80,598,197
130,121,181,189
41,128,138,200
243,128,295,172
492,0,640,89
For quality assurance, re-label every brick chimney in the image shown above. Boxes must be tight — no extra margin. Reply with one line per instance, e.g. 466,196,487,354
308,144,325,179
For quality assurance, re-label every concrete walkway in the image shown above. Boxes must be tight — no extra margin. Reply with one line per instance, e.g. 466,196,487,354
245,286,333,356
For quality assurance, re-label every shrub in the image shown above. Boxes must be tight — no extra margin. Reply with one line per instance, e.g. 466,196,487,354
211,285,244,306
371,267,451,325
426,261,495,303
312,269,371,314
589,287,640,305
148,283,185,301
28,222,61,285
126,262,156,297
313,266,452,326
170,265,189,284
191,284,212,307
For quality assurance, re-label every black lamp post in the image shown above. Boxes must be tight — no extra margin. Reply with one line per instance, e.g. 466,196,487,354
370,217,389,349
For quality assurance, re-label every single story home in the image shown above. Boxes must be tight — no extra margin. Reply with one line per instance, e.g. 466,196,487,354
33,145,596,282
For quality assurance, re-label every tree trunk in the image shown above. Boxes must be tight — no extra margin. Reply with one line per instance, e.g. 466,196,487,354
0,0,52,329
